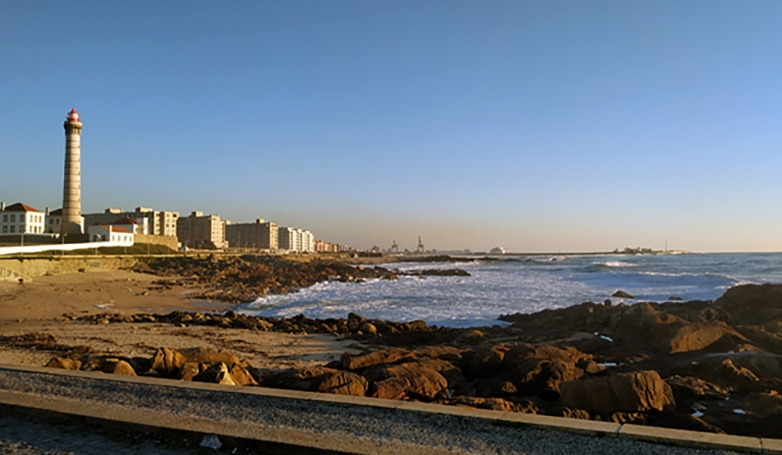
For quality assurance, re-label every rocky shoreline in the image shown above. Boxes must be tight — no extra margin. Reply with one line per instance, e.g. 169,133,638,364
10,255,782,439
134,255,470,303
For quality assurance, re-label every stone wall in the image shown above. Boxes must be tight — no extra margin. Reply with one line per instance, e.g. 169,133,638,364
134,234,179,251
0,256,140,281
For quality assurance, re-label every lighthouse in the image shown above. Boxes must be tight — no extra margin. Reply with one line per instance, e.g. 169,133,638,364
61,108,83,235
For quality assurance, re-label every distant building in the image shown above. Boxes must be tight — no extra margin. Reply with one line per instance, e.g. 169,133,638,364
45,208,62,233
278,227,315,253
314,240,338,253
225,219,278,250
87,225,134,246
177,211,227,249
0,202,46,235
110,216,148,235
83,207,179,237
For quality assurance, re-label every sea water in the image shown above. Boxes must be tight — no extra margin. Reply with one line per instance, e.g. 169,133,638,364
237,253,782,328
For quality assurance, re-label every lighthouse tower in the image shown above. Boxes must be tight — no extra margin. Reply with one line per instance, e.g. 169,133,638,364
61,108,83,235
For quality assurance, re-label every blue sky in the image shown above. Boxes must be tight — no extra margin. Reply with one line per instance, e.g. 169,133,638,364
2,1,782,252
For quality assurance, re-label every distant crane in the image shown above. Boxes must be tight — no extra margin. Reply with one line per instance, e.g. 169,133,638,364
416,236,425,254
390,240,399,253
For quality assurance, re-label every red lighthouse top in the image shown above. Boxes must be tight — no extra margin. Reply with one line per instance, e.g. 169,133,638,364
66,108,80,122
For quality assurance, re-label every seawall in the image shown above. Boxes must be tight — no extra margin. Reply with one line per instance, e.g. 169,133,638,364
0,256,140,282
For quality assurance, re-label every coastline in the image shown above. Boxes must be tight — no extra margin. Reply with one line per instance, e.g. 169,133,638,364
1,255,782,442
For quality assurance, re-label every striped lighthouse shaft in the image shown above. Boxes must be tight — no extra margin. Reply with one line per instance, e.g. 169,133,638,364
62,117,83,234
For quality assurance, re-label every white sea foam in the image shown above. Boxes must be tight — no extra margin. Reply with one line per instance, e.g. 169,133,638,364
237,253,782,327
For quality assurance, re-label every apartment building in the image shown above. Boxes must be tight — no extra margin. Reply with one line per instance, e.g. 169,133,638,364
278,226,315,253
0,202,46,234
225,219,278,250
177,211,227,249
83,207,179,237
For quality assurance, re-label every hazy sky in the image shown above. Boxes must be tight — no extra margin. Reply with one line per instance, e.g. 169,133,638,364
2,1,782,253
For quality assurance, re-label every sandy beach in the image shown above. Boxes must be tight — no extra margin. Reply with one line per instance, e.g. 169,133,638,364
0,270,364,370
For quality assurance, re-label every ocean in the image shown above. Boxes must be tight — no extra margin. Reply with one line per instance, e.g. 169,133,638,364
236,252,782,328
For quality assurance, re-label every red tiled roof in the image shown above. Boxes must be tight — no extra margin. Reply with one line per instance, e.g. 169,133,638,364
94,225,133,234
111,216,138,225
4,202,42,213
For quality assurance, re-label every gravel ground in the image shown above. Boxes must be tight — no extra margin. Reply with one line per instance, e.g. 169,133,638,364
0,413,197,455
0,367,746,455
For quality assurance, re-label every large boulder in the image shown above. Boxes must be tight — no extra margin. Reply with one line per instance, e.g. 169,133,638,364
45,357,81,370
79,356,138,376
364,363,449,400
714,284,782,326
316,370,368,396
151,347,186,376
98,358,137,376
607,302,743,354
263,367,364,395
560,370,675,413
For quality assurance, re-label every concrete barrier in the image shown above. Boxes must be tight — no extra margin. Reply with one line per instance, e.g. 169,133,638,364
0,255,139,281
1,364,780,455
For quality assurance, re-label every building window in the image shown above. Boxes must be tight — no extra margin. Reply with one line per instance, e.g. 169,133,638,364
2,215,6,222
10,226,14,233
10,215,15,222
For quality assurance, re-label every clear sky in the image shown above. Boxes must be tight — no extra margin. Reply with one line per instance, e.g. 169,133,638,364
2,1,782,253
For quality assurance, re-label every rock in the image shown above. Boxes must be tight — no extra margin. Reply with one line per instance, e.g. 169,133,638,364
359,322,377,335
316,371,368,396
462,343,509,378
194,362,236,385
655,322,741,354
45,357,81,370
341,348,409,371
228,363,258,386
455,329,486,345
178,361,201,381
99,358,137,376
665,375,729,405
179,347,241,367
364,363,449,400
560,370,675,413
684,357,763,394
151,348,186,376
612,291,634,299
714,283,782,326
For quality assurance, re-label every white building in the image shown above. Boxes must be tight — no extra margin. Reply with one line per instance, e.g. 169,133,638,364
278,227,315,253
87,225,134,246
110,216,149,235
0,202,46,235
83,207,179,237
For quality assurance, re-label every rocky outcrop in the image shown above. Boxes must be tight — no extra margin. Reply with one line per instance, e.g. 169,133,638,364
135,255,470,303
560,371,675,413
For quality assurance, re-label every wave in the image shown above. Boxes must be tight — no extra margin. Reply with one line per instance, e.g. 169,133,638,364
233,253,782,328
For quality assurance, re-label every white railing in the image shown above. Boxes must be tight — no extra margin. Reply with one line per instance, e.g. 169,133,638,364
0,241,119,256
